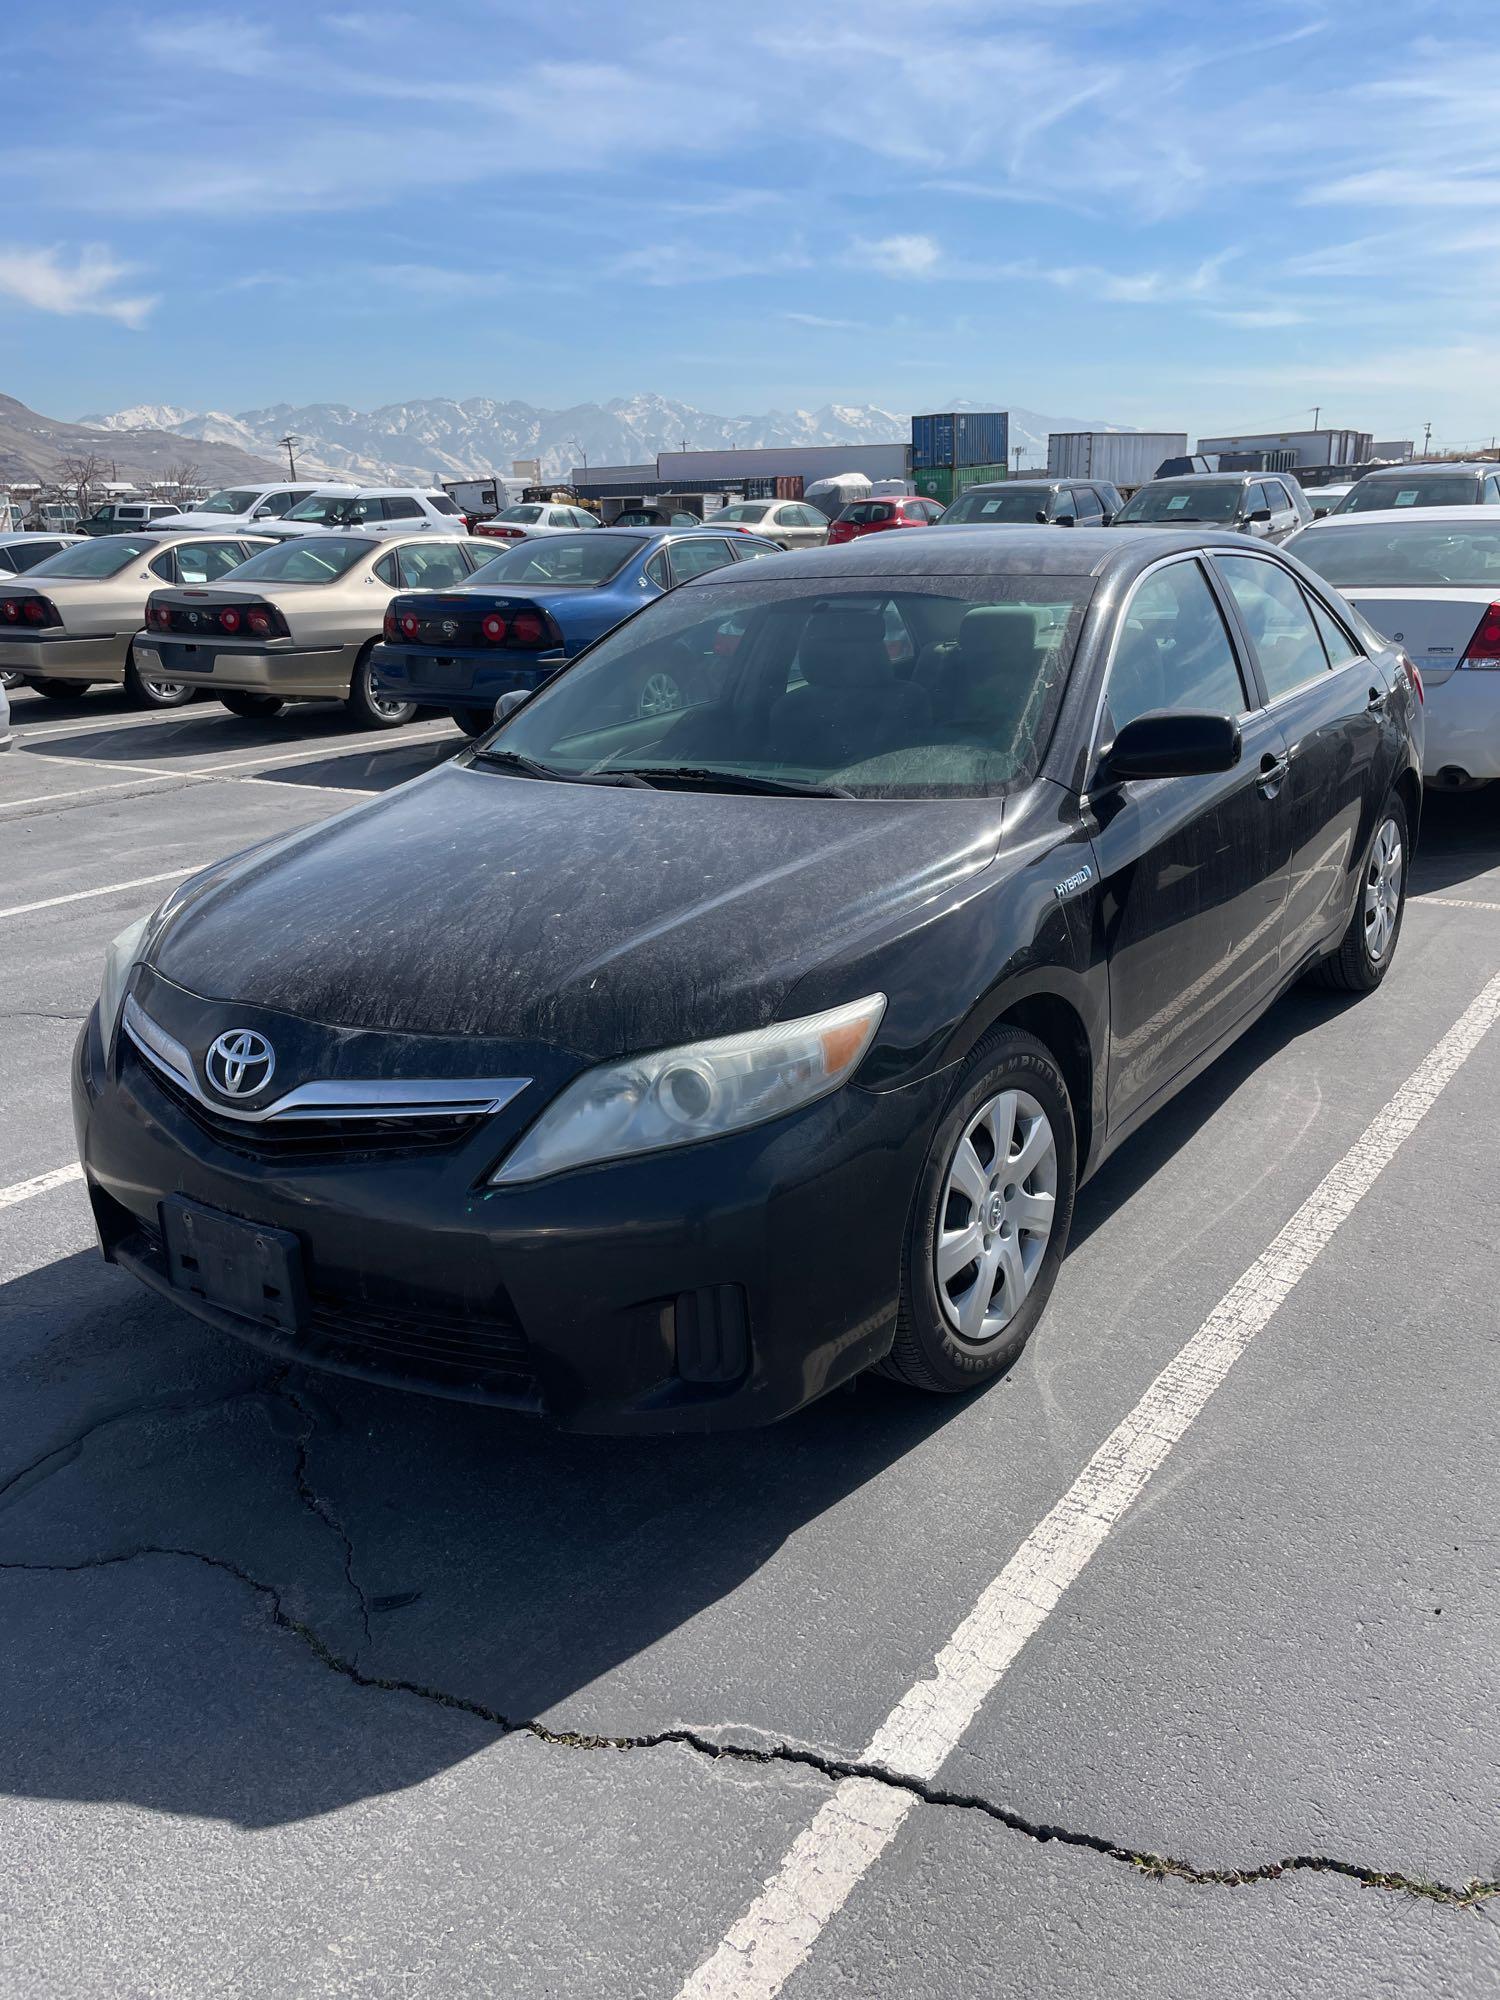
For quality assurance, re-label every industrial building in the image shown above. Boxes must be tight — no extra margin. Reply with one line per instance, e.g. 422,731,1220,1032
570,442,909,502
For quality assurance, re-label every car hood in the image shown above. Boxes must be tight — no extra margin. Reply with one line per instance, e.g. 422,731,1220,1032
152,761,1003,1053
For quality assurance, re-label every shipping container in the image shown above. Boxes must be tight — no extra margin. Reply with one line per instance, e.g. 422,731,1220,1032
952,463,1009,497
743,474,805,500
1046,431,1188,487
1196,429,1372,469
914,467,954,504
911,411,1009,470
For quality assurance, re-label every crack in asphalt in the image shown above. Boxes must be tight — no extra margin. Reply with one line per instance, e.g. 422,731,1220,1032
3,1542,1494,1914
0,1381,276,1513
270,1371,373,1652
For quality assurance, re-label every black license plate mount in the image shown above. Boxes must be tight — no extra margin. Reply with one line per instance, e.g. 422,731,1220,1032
159,1197,305,1333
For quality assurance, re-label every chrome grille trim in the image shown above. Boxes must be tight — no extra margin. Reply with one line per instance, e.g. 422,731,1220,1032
122,996,530,1125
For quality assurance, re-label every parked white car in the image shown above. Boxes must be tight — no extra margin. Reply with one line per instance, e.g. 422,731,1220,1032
157,482,358,532
472,502,600,543
1287,506,1500,784
262,487,467,538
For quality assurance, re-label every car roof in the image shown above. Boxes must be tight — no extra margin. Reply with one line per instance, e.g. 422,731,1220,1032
1291,505,1500,529
1360,463,1490,478
0,529,83,545
1136,471,1259,485
688,523,1254,582
960,479,1064,492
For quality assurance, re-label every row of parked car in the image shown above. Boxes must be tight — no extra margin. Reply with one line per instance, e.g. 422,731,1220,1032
3,462,1499,783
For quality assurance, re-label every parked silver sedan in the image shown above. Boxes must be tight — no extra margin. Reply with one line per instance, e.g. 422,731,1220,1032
714,499,831,550
134,533,498,728
0,531,276,708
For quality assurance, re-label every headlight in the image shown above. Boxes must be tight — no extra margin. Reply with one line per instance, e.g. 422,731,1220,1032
491,993,887,1185
99,915,151,1047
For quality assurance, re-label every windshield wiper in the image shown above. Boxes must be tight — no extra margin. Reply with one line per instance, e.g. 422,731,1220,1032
474,748,651,787
607,765,854,799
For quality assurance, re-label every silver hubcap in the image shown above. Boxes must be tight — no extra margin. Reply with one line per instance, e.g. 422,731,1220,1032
365,662,409,719
935,1089,1058,1344
1364,817,1403,963
145,679,186,699
639,671,683,717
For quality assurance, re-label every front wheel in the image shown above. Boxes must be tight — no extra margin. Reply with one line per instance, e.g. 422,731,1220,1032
219,691,284,720
346,647,417,730
123,646,194,709
880,1028,1076,1394
0,669,21,689
1310,793,1408,993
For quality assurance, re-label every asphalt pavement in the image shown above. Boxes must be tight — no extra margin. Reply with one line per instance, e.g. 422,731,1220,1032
1,682,1496,1999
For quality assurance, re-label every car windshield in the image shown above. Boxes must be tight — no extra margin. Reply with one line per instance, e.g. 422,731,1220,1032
228,537,373,583
1115,481,1242,524
498,504,544,523
195,489,260,515
284,495,382,526
942,488,1051,524
1338,475,1482,512
467,535,644,587
28,536,158,577
485,575,1093,799
717,502,772,522
1289,521,1500,589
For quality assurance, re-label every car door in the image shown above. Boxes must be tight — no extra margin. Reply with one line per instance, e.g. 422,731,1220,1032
1211,550,1393,977
1086,553,1292,1132
1050,488,1078,526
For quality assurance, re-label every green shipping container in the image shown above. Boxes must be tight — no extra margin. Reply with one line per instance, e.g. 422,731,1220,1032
952,463,1009,495
914,468,953,503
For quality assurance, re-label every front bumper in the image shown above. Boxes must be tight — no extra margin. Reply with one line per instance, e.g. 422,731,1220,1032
133,637,360,701
0,632,129,683
371,643,566,716
73,998,943,1432
1419,671,1500,782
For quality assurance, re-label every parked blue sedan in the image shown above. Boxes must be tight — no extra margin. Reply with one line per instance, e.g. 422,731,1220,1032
372,524,780,733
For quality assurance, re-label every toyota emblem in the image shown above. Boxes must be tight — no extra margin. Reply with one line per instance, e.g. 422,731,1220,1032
205,1028,276,1098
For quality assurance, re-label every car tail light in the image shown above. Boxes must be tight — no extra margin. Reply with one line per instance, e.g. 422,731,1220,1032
149,602,171,630
508,609,549,648
481,612,509,644
4,594,61,626
246,608,274,638
383,608,400,641
400,611,421,640
0,597,19,623
1459,603,1500,669
479,523,525,540
219,607,241,634
1398,652,1424,704
828,521,853,544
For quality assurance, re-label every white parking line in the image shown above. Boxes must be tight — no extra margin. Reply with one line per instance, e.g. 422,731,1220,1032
19,749,184,779
0,867,195,921
0,1163,84,1210
1414,895,1500,912
676,964,1500,2000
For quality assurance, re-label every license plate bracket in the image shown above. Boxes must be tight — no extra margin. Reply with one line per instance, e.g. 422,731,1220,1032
159,1197,305,1333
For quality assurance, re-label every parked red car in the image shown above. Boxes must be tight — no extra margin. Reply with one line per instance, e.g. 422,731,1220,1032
827,495,946,544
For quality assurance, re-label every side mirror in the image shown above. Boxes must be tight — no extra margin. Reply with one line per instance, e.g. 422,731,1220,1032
1103,710,1241,782
1246,508,1273,525
1055,514,1076,527
1035,510,1049,524
1099,511,1114,526
494,689,531,724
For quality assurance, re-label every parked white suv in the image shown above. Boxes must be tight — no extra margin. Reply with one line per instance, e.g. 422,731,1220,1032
157,483,358,532
264,487,467,538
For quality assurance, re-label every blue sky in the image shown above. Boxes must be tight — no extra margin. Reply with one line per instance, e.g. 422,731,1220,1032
1,0,1497,444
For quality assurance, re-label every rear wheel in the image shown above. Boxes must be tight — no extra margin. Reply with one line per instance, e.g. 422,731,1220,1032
123,645,194,709
24,676,89,701
453,707,493,738
219,690,284,720
0,669,21,689
880,1028,1076,1394
346,645,417,730
1310,793,1408,993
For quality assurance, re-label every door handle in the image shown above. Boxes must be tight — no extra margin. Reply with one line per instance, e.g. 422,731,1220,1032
1256,751,1289,798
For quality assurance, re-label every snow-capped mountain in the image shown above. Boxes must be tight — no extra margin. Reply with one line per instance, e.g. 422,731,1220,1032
80,393,1125,484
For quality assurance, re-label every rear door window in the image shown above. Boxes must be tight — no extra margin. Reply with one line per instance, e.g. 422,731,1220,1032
398,542,471,589
147,550,179,582
1305,592,1363,670
1072,486,1103,522
176,541,250,584
666,538,737,584
1216,555,1330,699
373,552,400,586
644,550,670,590
383,497,422,521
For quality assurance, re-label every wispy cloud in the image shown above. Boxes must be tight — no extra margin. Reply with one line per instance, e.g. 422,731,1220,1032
782,311,867,331
850,233,941,277
0,243,155,327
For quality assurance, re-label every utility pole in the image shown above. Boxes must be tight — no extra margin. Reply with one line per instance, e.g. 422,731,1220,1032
1311,405,1321,430
278,434,300,478
1422,421,1433,456
1012,445,1024,473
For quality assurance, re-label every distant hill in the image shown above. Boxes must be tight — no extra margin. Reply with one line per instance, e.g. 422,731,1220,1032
80,392,1131,485
0,394,278,488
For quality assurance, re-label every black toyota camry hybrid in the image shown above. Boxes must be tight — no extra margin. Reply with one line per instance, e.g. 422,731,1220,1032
73,528,1422,1432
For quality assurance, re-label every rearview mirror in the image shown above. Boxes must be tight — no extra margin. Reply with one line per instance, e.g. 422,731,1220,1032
494,689,531,723
1103,710,1241,782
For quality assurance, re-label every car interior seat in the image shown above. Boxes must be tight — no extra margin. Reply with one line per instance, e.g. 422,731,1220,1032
769,608,930,767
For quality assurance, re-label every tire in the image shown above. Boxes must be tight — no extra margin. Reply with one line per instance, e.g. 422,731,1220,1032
123,644,194,709
1309,793,1408,993
0,669,21,689
453,707,493,738
25,676,90,701
880,1027,1077,1394
346,645,417,730
218,691,284,720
